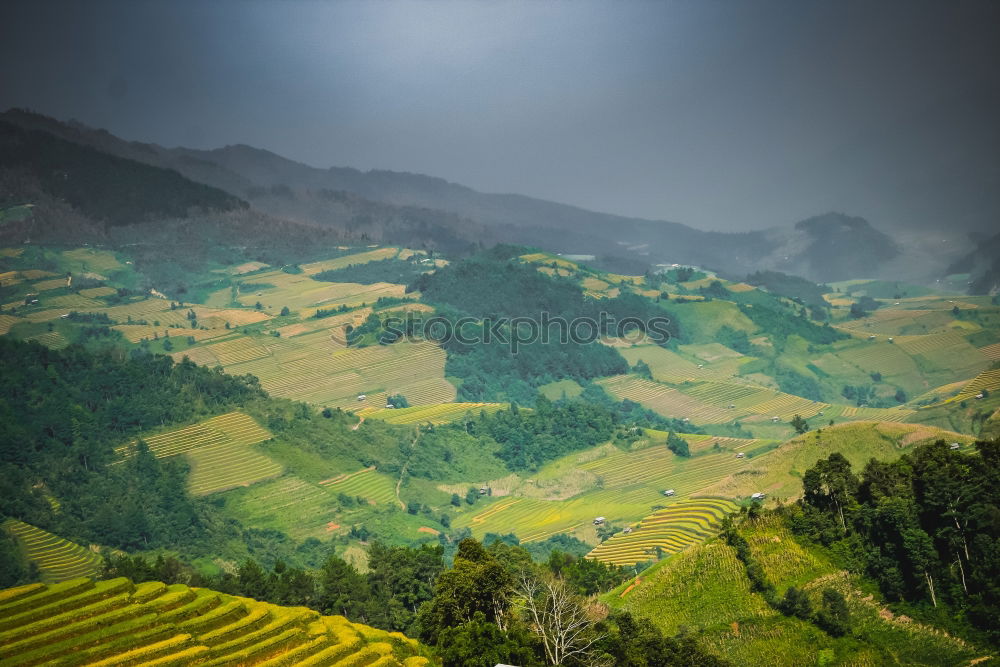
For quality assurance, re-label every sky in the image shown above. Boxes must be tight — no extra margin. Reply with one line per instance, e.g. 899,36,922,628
1,0,998,233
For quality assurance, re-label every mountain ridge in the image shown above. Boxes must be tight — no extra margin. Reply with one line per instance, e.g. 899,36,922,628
1,108,918,282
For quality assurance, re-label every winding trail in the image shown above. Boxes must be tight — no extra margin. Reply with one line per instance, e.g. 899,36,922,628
394,428,421,510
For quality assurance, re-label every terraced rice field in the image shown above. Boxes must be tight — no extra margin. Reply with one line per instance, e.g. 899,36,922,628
835,340,922,378
218,338,452,408
895,331,975,356
951,368,1000,402
319,468,397,505
980,342,1000,361
586,498,738,566
119,412,272,459
117,412,280,495
77,286,117,298
300,247,401,275
186,442,284,496
32,277,70,291
113,325,229,344
0,314,20,335
24,331,68,349
619,345,747,384
598,375,738,423
600,375,825,423
2,520,101,582
365,402,505,424
227,476,340,540
61,248,125,274
455,447,752,542
0,578,431,666
577,444,750,491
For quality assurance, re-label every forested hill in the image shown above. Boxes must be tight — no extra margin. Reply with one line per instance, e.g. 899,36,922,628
0,120,245,228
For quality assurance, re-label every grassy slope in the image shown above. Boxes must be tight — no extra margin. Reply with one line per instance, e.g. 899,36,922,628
695,421,976,502
609,515,981,666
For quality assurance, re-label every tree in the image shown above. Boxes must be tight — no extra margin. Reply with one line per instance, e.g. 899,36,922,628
280,306,290,316
515,570,603,665
666,431,691,457
803,452,858,532
418,539,515,647
451,493,462,507
778,586,813,620
435,612,535,667
237,559,269,600
791,414,809,434
387,394,410,409
816,588,850,636
317,555,368,618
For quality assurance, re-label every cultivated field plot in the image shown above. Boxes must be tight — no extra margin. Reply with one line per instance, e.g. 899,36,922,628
951,368,1000,402
0,314,22,335
32,277,69,291
300,247,402,275
598,375,752,423
979,342,1000,361
0,579,432,667
218,338,452,408
61,247,125,275
896,332,989,378
77,286,117,298
112,325,230,344
834,339,922,378
365,402,506,424
619,346,713,382
455,445,753,543
2,520,101,582
24,331,68,349
119,412,272,459
586,498,737,566
186,441,284,496
835,309,938,336
319,468,397,505
696,422,972,501
838,405,915,422
118,412,280,495
226,476,340,540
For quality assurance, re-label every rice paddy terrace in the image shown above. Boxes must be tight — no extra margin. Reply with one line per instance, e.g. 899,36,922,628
116,412,282,496
0,578,433,666
586,498,737,566
359,402,506,424
450,434,765,543
2,520,101,583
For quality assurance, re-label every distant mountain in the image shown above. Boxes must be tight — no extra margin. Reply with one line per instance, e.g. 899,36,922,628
948,231,1000,294
1,109,909,281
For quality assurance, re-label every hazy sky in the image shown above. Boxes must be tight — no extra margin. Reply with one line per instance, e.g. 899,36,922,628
1,0,998,232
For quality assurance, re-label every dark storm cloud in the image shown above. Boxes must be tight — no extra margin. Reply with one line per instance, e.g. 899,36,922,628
1,0,998,232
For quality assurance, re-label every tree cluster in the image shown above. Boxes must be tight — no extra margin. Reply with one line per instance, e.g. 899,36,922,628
789,443,1000,644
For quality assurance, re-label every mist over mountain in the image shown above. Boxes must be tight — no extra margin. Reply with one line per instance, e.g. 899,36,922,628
0,109,956,283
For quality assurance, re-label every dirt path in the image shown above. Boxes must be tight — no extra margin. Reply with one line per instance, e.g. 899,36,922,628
351,416,364,431
394,429,421,510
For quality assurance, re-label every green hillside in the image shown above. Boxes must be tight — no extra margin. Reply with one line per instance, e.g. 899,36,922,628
609,515,984,666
